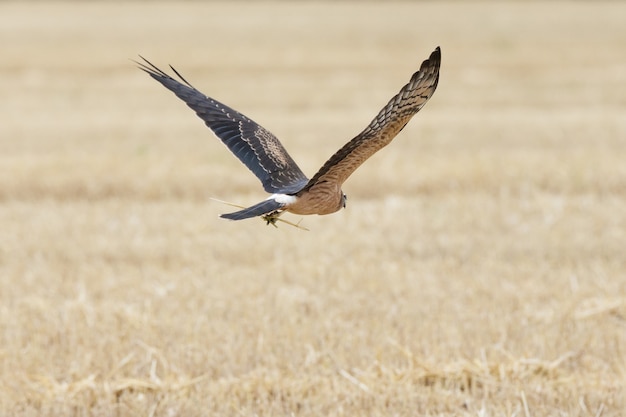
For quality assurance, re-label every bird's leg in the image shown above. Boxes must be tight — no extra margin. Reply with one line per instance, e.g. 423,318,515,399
262,210,309,231
262,210,283,228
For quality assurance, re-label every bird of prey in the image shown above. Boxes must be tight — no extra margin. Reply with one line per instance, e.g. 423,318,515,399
136,47,440,227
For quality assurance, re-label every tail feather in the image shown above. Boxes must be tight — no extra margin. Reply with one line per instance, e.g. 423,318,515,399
220,198,285,221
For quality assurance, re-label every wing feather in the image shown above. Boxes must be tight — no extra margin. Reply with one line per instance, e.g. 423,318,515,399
299,47,441,195
136,57,309,194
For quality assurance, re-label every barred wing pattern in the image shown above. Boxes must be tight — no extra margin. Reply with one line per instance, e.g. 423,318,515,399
299,47,441,195
136,57,309,194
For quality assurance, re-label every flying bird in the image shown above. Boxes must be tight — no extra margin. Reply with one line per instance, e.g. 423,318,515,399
136,47,440,227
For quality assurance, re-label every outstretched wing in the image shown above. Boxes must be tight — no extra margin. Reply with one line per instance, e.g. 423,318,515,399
136,57,309,194
298,47,441,195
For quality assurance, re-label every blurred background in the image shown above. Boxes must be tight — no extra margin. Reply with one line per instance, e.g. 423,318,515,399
1,2,625,416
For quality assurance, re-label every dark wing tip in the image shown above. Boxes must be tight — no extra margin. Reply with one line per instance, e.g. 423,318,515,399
133,55,164,77
411,46,441,92
432,46,441,59
421,46,441,72
134,55,196,90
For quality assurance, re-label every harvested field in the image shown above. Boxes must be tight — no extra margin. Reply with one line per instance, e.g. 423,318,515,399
1,1,625,416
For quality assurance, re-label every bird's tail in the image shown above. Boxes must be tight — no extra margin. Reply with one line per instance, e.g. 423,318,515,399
219,198,285,221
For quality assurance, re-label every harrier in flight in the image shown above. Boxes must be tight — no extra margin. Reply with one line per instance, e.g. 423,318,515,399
137,47,440,228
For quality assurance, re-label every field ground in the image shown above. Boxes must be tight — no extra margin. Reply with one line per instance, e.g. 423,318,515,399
1,1,625,416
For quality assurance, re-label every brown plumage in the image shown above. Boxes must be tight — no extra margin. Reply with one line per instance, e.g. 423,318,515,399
136,47,440,225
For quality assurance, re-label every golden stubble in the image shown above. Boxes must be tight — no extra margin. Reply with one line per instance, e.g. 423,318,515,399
1,1,625,416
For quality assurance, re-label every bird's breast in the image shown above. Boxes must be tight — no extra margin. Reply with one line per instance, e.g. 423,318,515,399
285,184,344,216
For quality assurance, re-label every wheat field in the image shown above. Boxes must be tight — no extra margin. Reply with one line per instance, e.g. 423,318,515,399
1,1,625,416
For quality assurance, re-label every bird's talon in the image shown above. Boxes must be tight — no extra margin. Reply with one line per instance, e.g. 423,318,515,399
262,211,281,227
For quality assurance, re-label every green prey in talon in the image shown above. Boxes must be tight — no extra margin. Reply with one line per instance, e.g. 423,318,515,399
210,198,310,231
